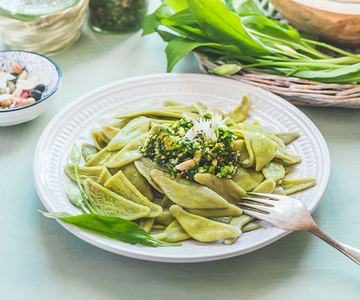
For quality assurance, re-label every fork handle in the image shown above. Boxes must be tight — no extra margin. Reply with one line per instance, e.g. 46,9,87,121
310,226,360,266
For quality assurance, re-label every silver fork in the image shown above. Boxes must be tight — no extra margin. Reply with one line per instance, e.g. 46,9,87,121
238,192,360,265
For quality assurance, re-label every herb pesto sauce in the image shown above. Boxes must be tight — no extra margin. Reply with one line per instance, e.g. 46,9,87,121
140,114,241,181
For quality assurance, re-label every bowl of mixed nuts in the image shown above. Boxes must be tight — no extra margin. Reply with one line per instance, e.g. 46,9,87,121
0,50,62,126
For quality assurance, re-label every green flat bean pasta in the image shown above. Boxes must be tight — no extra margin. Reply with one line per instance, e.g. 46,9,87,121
63,96,317,245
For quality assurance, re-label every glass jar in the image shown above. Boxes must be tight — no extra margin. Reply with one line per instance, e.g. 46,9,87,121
0,0,89,55
88,0,148,34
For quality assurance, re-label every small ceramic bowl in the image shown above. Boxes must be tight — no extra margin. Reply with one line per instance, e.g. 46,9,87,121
0,50,62,126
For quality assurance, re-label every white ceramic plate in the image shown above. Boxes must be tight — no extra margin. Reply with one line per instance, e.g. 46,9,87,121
33,73,330,263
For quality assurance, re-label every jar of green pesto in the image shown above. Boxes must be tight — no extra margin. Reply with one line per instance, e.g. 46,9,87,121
88,0,148,34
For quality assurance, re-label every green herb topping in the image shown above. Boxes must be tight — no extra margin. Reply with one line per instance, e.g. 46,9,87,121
140,114,241,180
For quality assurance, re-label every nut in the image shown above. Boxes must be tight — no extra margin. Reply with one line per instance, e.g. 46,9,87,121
175,159,195,171
11,64,23,74
25,97,36,104
7,82,16,94
0,99,11,107
12,88,23,98
18,70,28,80
10,96,19,104
16,79,36,91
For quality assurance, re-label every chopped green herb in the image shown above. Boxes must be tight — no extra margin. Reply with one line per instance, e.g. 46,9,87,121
140,114,241,180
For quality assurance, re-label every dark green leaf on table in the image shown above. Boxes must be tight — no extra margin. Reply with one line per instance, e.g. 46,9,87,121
40,211,182,247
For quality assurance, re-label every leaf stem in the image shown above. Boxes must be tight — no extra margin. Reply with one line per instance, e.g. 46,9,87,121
248,30,331,59
302,38,360,60
78,205,88,214
74,165,98,214
241,61,345,69
286,67,302,77
148,237,182,246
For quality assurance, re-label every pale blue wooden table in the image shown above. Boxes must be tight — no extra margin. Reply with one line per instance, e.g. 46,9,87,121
1,3,360,299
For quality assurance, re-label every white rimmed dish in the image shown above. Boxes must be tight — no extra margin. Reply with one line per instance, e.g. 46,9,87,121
0,50,62,126
33,73,330,263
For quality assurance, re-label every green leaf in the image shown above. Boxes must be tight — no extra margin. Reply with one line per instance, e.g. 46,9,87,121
165,37,244,72
41,212,182,247
39,211,74,218
143,0,359,83
142,2,174,36
240,15,301,43
167,25,210,43
209,64,241,75
292,62,360,79
71,144,81,166
165,38,203,72
161,8,197,26
299,32,319,41
157,29,179,43
233,0,264,15
185,0,268,56
166,0,188,12
224,0,235,10
239,15,329,59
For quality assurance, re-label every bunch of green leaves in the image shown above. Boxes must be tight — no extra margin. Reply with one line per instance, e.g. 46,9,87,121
40,144,181,248
142,0,360,84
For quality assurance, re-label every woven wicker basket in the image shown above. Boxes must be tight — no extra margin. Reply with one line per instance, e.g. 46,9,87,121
195,53,360,109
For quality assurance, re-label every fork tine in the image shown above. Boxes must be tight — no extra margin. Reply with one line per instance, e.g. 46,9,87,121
248,192,279,200
238,202,271,214
241,197,276,206
237,206,273,223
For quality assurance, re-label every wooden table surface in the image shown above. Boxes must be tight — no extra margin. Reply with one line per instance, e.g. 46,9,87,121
1,2,360,299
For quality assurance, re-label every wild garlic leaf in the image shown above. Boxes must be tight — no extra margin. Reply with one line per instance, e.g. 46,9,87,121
161,8,196,26
167,25,210,43
186,0,268,56
142,2,173,36
39,211,73,218
292,62,360,79
240,15,301,44
71,143,81,166
165,38,208,72
40,213,182,247
165,37,243,72
147,0,360,83
233,0,264,15
166,0,188,12
157,30,179,43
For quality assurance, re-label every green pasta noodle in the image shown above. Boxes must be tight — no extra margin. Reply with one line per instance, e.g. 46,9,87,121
63,96,317,246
